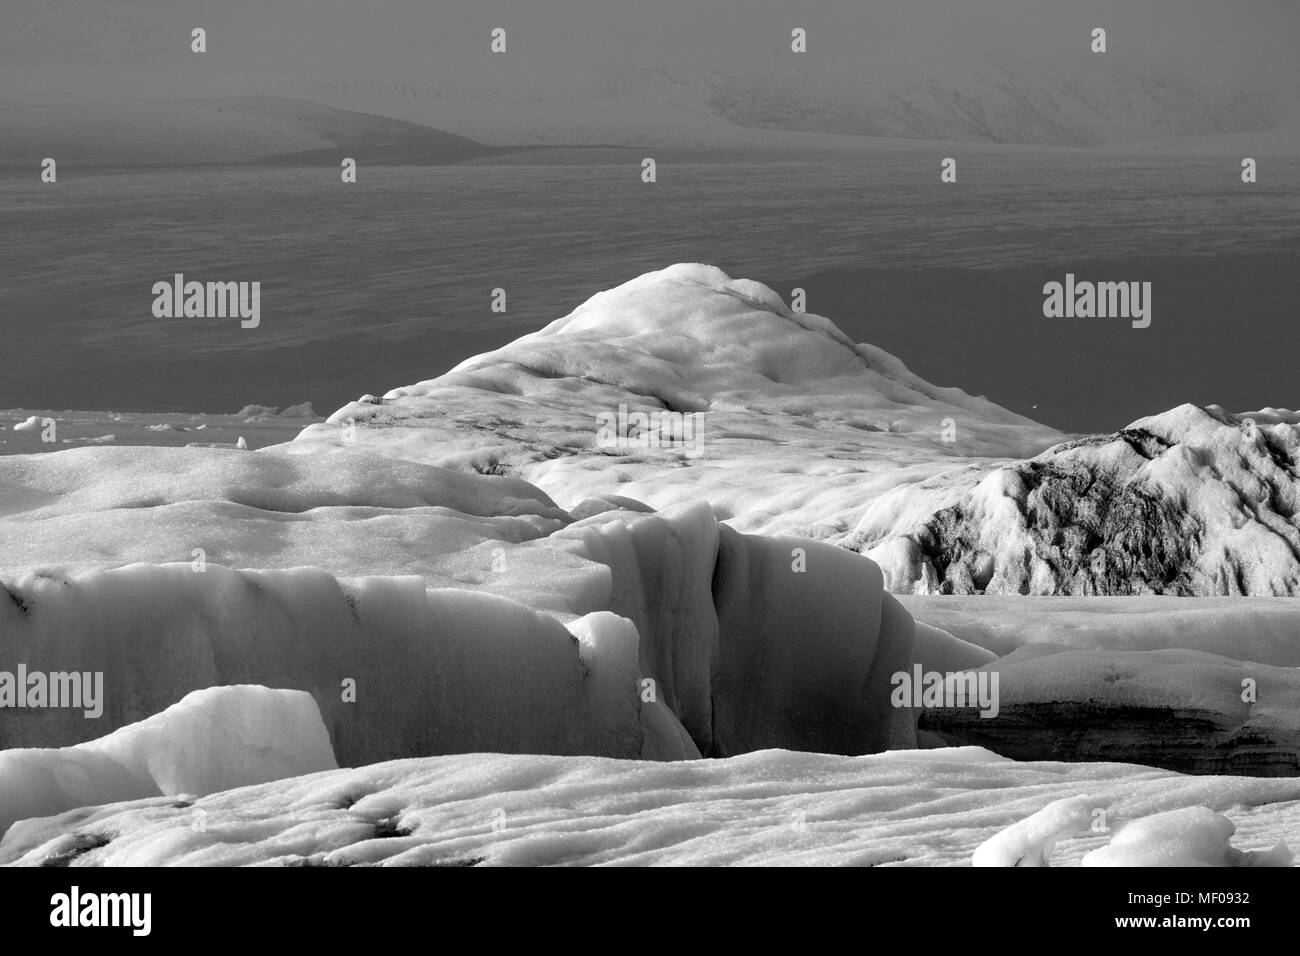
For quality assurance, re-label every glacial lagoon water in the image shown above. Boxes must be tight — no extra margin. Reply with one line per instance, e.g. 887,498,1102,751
2,152,1297,432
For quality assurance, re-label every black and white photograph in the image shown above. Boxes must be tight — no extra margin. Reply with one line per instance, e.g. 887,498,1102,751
1,0,1298,925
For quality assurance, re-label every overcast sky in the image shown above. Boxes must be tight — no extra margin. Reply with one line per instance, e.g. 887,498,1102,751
1,0,1296,97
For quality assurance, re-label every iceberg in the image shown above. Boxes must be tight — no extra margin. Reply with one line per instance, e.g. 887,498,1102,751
1081,806,1294,867
0,685,336,837
2,264,1297,859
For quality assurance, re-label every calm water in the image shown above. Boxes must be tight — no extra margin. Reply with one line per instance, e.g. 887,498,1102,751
2,153,1297,428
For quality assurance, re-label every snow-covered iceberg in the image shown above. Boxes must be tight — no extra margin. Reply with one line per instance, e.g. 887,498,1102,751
281,264,1298,597
1,500,938,767
870,403,1300,595
2,263,1298,856
1081,806,1293,867
974,799,1293,868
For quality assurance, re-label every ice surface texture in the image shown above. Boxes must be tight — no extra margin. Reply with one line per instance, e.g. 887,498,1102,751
2,747,1296,867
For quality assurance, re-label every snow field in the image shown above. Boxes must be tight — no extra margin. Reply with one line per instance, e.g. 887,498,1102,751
3,747,1296,867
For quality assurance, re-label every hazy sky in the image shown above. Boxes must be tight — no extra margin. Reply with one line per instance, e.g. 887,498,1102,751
2,0,1296,98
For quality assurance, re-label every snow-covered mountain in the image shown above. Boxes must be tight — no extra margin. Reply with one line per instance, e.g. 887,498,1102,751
276,58,1288,150
5,61,1288,164
2,0,1294,157
0,94,496,166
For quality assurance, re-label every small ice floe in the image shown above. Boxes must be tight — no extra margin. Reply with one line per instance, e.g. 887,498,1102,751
0,685,337,838
972,796,1095,867
62,434,116,445
975,800,1295,867
1082,807,1294,867
236,402,318,422
236,404,278,420
184,436,249,450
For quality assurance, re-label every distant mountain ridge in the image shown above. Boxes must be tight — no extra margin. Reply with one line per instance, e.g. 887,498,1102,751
3,61,1287,167
289,60,1288,149
1,0,1294,153
0,94,496,167
702,61,1283,146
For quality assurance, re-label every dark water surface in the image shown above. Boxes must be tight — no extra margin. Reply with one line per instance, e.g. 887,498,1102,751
2,153,1296,431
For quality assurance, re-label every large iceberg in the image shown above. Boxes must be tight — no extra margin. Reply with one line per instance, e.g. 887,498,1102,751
870,404,1300,596
277,264,1299,598
0,511,942,766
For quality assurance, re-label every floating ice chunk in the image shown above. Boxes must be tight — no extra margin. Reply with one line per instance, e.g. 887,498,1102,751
69,434,115,445
1082,806,1295,867
972,796,1096,866
235,404,278,419
278,402,316,418
238,402,317,420
0,685,336,837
